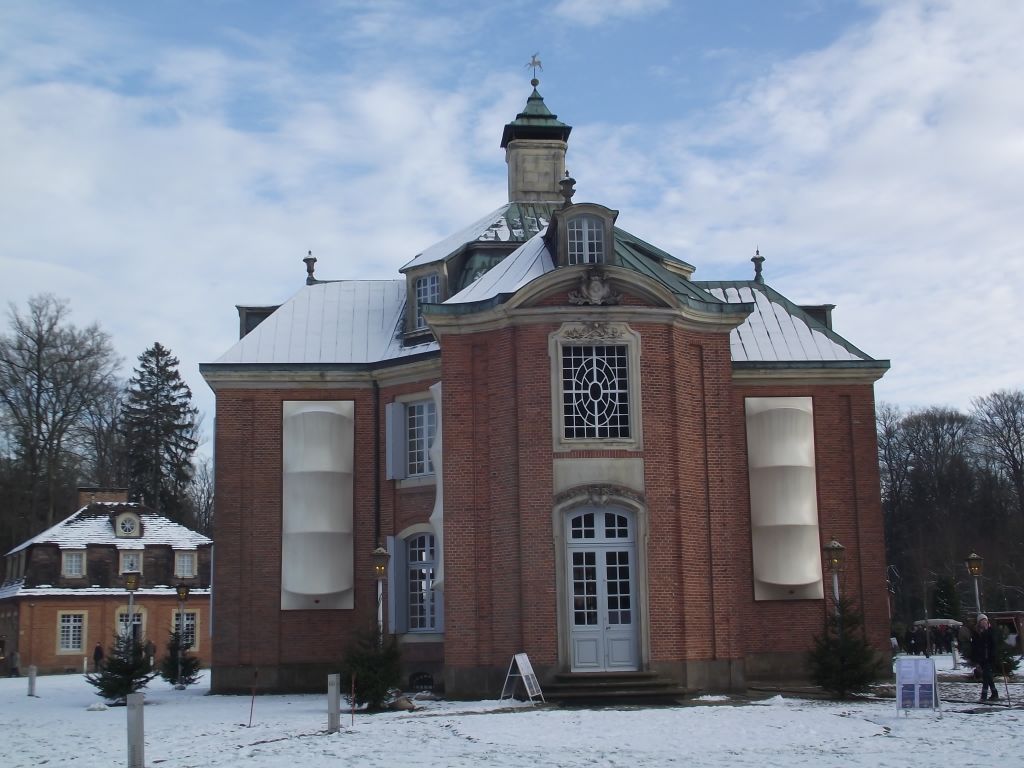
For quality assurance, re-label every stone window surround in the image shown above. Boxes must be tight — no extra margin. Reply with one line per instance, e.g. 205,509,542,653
174,550,197,579
57,611,87,654
119,549,144,575
549,321,643,452
174,609,200,652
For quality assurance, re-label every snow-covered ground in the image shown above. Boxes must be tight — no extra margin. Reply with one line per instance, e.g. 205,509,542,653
2,654,1021,767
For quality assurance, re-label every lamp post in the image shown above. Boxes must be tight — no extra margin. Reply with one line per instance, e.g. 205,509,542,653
123,570,140,642
175,583,191,690
966,552,983,615
371,546,391,644
822,538,845,610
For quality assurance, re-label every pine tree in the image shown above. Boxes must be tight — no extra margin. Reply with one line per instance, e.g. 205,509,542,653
123,343,198,523
159,630,201,687
808,600,883,699
87,634,156,703
339,627,402,711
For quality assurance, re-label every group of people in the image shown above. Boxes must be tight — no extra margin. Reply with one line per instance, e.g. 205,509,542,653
901,624,956,656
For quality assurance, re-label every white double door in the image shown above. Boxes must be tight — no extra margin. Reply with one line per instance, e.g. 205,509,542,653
566,507,639,672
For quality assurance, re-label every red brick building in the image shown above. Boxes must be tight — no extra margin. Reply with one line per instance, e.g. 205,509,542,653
0,489,211,675
201,83,889,697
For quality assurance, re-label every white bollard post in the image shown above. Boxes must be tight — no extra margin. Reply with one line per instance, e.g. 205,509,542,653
83,657,88,674
327,673,340,733
27,665,37,697
126,693,144,768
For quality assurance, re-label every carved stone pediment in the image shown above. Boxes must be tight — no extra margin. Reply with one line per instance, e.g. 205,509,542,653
554,484,645,509
569,268,622,306
561,322,624,341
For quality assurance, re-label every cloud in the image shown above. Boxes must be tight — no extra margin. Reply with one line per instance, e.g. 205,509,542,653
570,0,1024,409
553,0,670,26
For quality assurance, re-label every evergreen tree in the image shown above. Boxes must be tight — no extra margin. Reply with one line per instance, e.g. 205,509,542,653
339,627,402,711
87,634,156,703
931,577,961,619
808,600,883,699
123,343,198,523
159,630,201,687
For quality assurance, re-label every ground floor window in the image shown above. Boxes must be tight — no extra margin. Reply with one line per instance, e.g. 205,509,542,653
117,610,144,642
58,613,85,652
407,534,437,631
174,610,198,650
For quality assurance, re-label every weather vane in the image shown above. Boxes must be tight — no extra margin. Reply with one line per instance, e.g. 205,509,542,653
525,53,542,85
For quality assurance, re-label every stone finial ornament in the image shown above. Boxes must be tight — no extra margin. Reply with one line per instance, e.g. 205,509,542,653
559,170,576,208
751,247,765,284
303,250,317,285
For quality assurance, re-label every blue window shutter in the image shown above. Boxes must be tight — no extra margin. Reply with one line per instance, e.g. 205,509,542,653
385,402,407,480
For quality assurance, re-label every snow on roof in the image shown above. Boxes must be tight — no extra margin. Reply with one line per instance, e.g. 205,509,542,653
445,230,553,304
214,280,438,365
5,502,211,557
702,283,870,362
0,580,211,600
401,203,555,272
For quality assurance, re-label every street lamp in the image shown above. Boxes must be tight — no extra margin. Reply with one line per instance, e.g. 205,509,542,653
966,552,983,615
822,537,845,608
175,583,191,690
371,546,391,643
123,570,140,642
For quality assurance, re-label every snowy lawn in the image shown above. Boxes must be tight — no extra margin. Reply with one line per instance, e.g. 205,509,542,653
2,655,1021,767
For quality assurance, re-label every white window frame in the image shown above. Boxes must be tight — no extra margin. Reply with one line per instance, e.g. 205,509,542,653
386,395,438,483
119,550,143,575
174,550,197,578
550,322,643,452
62,550,85,578
57,612,86,654
117,607,146,641
387,527,444,636
567,214,605,264
414,273,440,330
173,610,200,651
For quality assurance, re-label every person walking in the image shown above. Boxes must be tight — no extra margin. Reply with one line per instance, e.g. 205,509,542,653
973,614,999,702
92,641,105,671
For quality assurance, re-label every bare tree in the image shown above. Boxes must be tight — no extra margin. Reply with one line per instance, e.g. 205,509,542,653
186,456,214,536
0,295,120,537
972,389,1024,517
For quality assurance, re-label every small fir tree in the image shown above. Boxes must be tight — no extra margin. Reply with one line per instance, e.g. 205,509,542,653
159,630,201,687
87,634,156,703
339,627,401,711
808,600,883,699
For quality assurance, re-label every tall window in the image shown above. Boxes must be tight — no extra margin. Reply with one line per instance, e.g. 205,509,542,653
174,610,198,649
407,534,436,631
62,551,85,578
120,551,142,574
59,614,84,652
568,215,605,264
562,345,631,439
174,551,196,578
407,400,437,476
118,610,143,642
414,273,440,330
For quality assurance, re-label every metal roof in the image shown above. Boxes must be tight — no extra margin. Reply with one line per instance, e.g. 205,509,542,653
213,280,438,365
401,202,560,272
699,282,876,362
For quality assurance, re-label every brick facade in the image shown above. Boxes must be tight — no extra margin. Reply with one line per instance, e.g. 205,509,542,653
206,276,889,697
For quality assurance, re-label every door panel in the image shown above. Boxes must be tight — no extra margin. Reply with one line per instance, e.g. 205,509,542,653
567,509,639,671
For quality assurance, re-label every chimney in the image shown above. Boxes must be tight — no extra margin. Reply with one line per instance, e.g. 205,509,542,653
77,487,129,508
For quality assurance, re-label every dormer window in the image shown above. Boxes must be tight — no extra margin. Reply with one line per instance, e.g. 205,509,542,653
415,273,440,330
550,203,618,269
115,512,141,538
568,214,605,264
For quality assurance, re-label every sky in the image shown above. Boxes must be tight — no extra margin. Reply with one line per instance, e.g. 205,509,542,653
3,657,1023,767
2,0,1022,455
